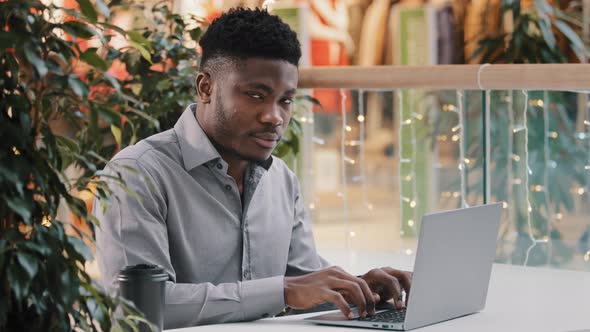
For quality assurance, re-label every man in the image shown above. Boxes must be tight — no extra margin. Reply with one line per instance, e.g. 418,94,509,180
95,8,411,329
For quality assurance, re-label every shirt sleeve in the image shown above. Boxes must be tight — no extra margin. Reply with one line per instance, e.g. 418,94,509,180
94,158,285,329
285,178,332,277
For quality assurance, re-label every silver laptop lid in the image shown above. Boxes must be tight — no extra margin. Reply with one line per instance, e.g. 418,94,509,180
403,203,502,330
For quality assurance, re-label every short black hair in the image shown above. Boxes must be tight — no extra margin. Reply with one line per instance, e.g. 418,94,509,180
198,7,301,70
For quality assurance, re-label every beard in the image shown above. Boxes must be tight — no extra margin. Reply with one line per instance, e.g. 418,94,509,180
211,93,275,163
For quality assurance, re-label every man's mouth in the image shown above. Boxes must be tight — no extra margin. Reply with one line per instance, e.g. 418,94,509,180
251,133,280,149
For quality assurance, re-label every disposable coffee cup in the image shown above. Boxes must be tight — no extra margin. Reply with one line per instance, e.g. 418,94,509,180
118,264,168,332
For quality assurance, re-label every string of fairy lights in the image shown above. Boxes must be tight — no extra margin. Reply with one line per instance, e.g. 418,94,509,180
586,92,590,262
300,67,589,264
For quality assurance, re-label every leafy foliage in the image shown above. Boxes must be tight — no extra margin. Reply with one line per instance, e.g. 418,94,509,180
0,0,305,330
0,0,202,330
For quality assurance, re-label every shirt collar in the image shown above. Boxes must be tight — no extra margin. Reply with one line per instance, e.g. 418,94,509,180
174,104,273,171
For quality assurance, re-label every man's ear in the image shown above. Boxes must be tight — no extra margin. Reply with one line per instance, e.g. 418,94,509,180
196,72,212,104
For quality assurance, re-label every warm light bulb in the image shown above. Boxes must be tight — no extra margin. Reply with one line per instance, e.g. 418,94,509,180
345,125,352,132
512,125,525,133
357,115,365,122
312,137,325,145
41,216,51,227
344,156,356,165
502,202,508,209
349,231,356,238
452,135,459,142
408,220,415,227
409,200,416,208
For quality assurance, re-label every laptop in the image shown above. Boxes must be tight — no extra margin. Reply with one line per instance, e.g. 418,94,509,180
305,203,502,331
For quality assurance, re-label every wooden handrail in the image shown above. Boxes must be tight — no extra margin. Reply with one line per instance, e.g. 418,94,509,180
297,64,590,90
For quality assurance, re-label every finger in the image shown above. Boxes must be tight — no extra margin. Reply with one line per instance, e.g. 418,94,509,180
373,292,381,303
372,270,403,309
331,278,367,317
382,267,412,294
330,269,374,315
326,291,354,320
355,277,377,315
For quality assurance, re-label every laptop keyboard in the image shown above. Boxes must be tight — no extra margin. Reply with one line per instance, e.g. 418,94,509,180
358,309,406,323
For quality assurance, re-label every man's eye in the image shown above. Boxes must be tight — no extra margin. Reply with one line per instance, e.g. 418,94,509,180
283,98,294,105
247,92,263,99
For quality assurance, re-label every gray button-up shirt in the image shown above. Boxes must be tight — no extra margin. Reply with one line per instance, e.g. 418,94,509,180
94,105,329,329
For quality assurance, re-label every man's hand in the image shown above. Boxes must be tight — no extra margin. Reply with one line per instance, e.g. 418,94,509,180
360,267,412,310
284,266,380,319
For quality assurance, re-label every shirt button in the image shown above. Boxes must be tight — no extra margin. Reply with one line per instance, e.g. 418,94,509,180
225,184,231,191
216,163,223,169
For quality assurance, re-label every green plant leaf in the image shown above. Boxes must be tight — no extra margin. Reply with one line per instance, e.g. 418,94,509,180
6,196,32,222
104,72,122,91
80,49,108,71
67,236,93,261
77,0,98,22
156,79,171,91
0,31,17,49
554,20,589,61
127,30,153,51
62,21,95,39
68,74,89,97
56,135,80,153
189,28,202,41
534,0,554,15
16,252,39,278
111,124,122,147
24,48,48,77
128,40,153,64
537,18,556,50
7,263,30,302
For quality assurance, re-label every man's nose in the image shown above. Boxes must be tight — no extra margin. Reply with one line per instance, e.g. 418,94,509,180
259,104,283,127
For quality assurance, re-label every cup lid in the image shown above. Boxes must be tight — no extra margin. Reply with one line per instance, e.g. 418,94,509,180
117,264,169,281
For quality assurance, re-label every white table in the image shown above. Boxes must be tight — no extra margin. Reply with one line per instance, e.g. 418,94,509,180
166,251,590,332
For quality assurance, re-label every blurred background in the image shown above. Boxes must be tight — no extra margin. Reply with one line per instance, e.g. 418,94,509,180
40,0,590,272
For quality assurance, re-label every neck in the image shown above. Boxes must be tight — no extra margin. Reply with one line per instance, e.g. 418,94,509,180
221,152,249,194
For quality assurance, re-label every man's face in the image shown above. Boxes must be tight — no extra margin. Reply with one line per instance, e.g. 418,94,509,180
199,58,298,162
